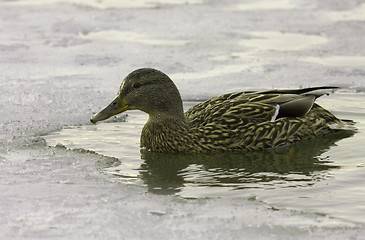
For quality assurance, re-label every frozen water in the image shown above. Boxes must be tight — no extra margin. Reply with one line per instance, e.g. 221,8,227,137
80,30,190,46
1,0,365,239
303,56,365,67
326,3,365,21
239,31,328,51
234,0,297,11
7,0,204,9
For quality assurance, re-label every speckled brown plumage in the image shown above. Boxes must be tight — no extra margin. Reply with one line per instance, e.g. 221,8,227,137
91,68,343,153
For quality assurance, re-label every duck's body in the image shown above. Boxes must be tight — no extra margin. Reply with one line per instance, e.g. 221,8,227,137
91,68,342,153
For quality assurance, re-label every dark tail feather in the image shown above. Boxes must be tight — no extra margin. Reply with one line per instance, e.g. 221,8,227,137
262,86,339,95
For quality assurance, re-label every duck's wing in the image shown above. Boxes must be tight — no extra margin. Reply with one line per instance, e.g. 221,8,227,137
185,93,278,127
245,93,317,119
185,87,336,126
247,87,337,119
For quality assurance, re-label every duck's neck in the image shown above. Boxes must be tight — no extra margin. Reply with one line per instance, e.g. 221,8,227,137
148,111,187,124
141,111,190,152
145,96,187,124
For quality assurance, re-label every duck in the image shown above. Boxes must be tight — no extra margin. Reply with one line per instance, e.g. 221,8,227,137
90,68,343,153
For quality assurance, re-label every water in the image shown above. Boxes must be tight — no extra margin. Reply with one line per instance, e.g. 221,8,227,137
1,0,365,239
45,92,365,224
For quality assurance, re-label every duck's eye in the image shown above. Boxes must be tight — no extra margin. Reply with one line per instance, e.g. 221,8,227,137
133,82,142,89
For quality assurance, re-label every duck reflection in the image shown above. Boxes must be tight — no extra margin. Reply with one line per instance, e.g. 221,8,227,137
138,130,354,195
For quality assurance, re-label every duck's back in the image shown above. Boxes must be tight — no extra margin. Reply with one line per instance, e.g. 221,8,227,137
186,92,277,127
184,88,341,151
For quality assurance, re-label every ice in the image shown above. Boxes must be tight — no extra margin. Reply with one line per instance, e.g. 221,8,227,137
239,31,328,51
7,0,204,9
1,0,365,239
303,56,365,67
234,0,297,11
80,30,190,46
326,3,365,21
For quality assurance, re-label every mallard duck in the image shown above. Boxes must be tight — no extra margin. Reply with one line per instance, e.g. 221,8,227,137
90,68,343,153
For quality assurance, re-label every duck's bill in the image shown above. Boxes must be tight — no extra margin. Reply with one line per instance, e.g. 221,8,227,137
90,96,129,124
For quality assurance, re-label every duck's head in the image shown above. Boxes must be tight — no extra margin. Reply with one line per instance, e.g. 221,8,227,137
90,68,184,124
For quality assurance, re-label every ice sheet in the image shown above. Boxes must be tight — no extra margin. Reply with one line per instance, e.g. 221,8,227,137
1,0,365,239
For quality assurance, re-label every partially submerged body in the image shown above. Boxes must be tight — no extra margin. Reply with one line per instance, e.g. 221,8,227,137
91,68,344,153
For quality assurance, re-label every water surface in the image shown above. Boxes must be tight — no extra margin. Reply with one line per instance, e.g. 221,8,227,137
45,92,365,225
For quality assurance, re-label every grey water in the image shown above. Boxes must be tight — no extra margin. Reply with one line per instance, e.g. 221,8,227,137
45,92,365,225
